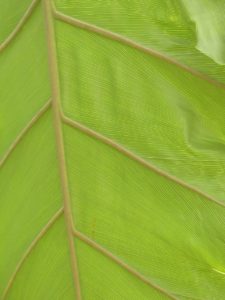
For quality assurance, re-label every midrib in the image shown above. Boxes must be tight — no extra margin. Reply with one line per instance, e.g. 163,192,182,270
42,0,81,299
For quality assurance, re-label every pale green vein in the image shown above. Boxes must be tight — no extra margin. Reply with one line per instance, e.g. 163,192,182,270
61,113,225,209
1,207,63,300
73,229,179,300
53,9,225,91
0,99,51,169
0,0,40,52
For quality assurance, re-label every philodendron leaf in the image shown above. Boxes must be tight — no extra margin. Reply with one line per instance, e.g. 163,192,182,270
1,0,225,299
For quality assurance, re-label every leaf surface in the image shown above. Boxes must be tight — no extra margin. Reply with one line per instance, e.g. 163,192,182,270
1,1,225,299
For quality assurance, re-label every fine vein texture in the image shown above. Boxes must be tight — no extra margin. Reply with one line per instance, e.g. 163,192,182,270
0,100,51,168
0,3,50,158
75,237,174,300
74,229,178,300
2,207,63,300
56,18,225,202
0,0,40,51
54,0,225,84
63,124,225,300
6,217,76,300
1,1,225,299
53,9,225,91
62,114,225,209
0,110,62,296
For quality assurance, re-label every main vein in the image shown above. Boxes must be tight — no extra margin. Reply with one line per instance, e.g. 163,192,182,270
42,1,81,299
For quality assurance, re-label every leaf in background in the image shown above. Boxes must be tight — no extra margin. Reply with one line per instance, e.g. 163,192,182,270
1,1,225,299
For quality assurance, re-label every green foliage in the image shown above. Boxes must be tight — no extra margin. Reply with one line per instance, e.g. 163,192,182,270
1,1,225,299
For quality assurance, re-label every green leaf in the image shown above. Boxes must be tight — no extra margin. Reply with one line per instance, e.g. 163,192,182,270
1,1,225,299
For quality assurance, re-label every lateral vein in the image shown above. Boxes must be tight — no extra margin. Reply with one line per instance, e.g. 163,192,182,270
62,114,225,209
0,99,51,169
53,9,225,91
0,0,40,52
1,207,63,300
73,229,179,300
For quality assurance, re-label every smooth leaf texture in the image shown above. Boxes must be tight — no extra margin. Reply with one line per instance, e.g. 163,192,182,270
1,1,225,299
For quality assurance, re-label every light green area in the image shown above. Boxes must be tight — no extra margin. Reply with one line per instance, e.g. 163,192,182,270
7,217,76,300
0,0,31,43
64,125,225,300
1,1,225,299
0,4,50,157
0,110,62,296
76,238,169,299
56,20,225,202
55,0,225,82
181,0,225,65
